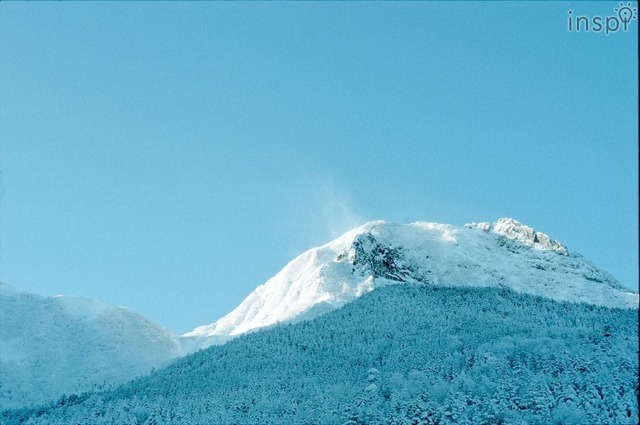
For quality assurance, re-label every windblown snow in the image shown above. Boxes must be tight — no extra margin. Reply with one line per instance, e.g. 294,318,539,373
185,218,638,341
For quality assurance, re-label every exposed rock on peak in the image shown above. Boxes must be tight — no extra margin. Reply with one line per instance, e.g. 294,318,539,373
466,218,567,255
185,219,637,346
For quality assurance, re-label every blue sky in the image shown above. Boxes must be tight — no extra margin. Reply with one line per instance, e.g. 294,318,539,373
1,2,637,334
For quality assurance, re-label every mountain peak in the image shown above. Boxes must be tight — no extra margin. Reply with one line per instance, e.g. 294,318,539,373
466,217,568,255
184,219,637,342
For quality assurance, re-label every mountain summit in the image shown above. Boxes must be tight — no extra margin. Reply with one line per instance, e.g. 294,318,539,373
185,218,638,340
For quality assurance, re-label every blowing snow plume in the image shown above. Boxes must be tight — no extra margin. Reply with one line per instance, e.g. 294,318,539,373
318,183,365,240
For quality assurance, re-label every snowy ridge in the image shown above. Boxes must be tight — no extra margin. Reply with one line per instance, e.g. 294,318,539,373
0,284,182,408
185,218,638,341
467,217,567,254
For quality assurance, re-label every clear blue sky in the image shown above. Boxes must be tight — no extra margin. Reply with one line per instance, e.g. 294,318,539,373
1,2,637,334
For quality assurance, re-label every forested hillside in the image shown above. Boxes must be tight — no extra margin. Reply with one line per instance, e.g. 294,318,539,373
5,284,637,424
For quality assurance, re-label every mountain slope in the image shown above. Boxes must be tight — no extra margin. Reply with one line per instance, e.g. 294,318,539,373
0,284,182,409
7,285,637,424
186,218,637,340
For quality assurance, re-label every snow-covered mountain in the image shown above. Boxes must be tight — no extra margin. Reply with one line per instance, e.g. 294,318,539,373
2,218,636,411
185,218,638,340
0,284,182,408
2,218,638,424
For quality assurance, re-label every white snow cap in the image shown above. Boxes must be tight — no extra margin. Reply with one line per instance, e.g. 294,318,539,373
184,218,638,343
466,218,567,255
